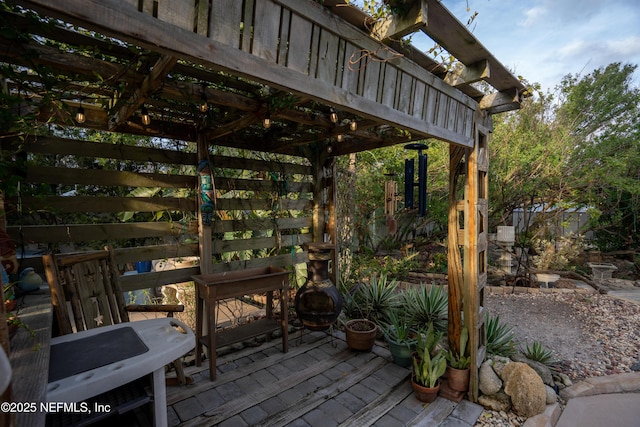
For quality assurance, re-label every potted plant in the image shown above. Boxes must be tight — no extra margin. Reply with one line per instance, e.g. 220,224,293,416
381,308,417,367
339,276,397,352
344,318,377,351
415,321,444,359
411,345,446,403
445,325,471,392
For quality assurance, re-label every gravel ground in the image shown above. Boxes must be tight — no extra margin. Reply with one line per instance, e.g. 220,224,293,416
474,290,640,426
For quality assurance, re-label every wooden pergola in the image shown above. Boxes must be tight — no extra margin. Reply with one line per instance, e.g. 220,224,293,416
1,0,526,401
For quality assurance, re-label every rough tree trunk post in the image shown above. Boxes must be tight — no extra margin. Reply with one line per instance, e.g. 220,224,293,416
447,146,465,355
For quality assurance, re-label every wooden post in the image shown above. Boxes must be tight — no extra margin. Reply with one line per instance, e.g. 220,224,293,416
307,146,339,284
464,123,490,402
197,133,213,276
325,157,338,286
456,118,490,402
463,138,480,401
448,115,490,403
447,146,465,354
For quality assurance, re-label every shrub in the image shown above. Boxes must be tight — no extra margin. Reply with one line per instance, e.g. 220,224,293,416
485,313,515,356
341,273,398,326
522,341,559,367
402,285,448,333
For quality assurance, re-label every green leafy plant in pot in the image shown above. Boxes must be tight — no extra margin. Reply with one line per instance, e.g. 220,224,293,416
381,308,417,367
445,325,471,392
411,344,446,402
415,321,444,359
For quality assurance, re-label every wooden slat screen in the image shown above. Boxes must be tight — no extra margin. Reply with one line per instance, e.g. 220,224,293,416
2,135,314,291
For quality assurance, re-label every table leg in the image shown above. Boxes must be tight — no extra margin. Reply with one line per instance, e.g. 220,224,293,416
281,287,289,353
195,285,203,367
152,368,168,427
207,292,217,380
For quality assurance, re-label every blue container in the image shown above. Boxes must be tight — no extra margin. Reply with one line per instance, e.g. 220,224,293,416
135,261,152,273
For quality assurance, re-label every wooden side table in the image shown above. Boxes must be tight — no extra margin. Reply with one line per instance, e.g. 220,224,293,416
192,267,289,380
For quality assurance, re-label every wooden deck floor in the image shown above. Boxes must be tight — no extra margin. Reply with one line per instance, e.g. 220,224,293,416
164,329,484,427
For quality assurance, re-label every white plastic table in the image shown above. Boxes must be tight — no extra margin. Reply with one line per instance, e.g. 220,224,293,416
46,318,194,427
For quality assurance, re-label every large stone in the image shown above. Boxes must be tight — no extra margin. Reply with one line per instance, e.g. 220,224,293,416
478,391,511,412
545,385,558,404
503,362,547,417
489,356,511,378
479,360,503,395
511,353,554,386
554,372,573,387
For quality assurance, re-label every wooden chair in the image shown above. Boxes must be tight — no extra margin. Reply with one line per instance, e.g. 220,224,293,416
42,246,190,385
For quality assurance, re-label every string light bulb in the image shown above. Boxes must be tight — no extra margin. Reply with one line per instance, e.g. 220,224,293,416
199,92,208,113
349,120,357,131
329,108,338,124
336,134,343,142
263,113,271,129
141,105,151,126
75,105,85,124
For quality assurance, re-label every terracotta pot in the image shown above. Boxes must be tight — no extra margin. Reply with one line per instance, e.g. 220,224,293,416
4,299,17,312
446,365,470,392
345,319,377,351
411,376,440,403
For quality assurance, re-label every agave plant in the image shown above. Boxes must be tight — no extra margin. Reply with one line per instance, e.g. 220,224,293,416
522,341,559,368
402,285,448,333
352,273,399,325
485,313,515,357
381,307,416,344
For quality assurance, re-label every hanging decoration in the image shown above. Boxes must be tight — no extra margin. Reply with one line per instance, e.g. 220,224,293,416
384,173,398,234
404,142,428,217
197,160,216,226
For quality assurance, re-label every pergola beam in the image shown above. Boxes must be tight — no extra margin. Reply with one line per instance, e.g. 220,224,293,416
479,89,522,114
109,55,178,130
445,60,490,87
370,0,428,42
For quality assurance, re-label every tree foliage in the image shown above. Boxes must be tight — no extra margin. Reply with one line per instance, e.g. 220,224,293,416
489,63,640,251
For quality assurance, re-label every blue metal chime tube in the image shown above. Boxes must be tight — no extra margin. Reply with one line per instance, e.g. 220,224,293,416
404,158,415,209
418,152,428,217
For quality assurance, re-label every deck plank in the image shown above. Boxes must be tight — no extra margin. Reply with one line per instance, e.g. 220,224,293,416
167,331,330,404
168,329,482,427
340,377,413,427
259,357,389,426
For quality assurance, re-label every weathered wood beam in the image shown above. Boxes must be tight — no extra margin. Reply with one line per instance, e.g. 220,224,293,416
444,60,490,87
420,0,525,94
109,54,178,130
17,195,196,213
329,133,413,156
0,35,124,82
479,88,521,114
16,0,475,146
207,106,267,140
371,0,427,42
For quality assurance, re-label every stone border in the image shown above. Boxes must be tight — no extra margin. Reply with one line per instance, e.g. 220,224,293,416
559,372,640,400
522,373,640,427
486,285,597,295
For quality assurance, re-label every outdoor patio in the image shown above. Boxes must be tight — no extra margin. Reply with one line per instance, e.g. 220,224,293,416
2,1,526,424
165,329,484,427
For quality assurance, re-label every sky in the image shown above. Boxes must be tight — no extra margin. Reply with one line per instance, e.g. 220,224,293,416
410,0,640,93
